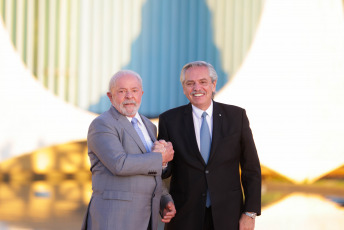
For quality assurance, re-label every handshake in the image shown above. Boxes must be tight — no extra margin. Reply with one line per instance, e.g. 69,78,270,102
152,140,174,166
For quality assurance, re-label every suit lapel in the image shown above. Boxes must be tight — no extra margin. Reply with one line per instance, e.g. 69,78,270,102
184,104,206,165
109,106,147,153
208,101,223,164
140,115,157,142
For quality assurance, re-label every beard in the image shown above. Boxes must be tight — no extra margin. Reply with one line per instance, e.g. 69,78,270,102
115,99,140,117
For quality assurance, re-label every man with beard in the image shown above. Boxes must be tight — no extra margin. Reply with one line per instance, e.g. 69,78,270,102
81,70,176,230
158,61,261,230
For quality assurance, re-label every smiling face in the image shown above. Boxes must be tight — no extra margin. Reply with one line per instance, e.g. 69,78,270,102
107,73,143,117
182,66,217,111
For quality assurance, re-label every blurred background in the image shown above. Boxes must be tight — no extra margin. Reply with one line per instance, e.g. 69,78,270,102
0,0,344,229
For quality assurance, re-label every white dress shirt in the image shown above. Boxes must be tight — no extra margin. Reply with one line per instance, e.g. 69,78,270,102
192,101,213,151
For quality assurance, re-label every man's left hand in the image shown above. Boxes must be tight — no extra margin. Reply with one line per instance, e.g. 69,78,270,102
239,213,255,230
161,201,176,223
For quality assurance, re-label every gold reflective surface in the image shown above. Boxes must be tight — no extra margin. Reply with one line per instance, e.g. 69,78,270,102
0,180,91,229
0,180,344,230
0,142,344,230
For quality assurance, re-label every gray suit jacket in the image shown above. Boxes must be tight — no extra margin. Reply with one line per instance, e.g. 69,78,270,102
81,106,173,230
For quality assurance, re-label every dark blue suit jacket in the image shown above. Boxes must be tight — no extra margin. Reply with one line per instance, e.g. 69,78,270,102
158,101,261,230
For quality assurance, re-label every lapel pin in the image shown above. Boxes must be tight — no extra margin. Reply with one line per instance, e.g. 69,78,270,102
219,114,221,116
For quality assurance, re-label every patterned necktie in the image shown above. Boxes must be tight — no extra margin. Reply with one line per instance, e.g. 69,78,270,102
200,112,211,163
131,117,150,152
200,112,212,207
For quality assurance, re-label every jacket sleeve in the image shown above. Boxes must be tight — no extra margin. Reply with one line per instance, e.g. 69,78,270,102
159,179,174,216
158,114,173,179
240,109,262,215
88,117,163,176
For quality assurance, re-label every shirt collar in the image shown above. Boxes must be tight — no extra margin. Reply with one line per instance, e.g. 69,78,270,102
192,101,213,119
127,113,143,124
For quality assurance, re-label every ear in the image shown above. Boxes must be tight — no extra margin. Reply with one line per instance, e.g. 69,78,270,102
182,84,187,95
212,80,217,92
107,92,112,101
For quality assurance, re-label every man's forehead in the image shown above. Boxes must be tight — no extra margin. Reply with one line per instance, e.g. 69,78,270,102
117,86,141,89
185,66,209,76
185,76,211,82
116,75,142,86
117,74,138,81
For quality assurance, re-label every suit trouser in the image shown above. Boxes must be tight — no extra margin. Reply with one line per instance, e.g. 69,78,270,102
203,206,214,230
147,215,152,230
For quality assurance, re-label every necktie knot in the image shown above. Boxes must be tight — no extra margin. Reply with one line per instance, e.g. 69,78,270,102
202,112,208,119
131,117,138,125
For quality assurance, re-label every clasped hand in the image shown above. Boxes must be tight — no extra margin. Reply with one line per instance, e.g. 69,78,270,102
152,140,174,165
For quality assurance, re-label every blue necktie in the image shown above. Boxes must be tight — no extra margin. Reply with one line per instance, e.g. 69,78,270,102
131,117,150,152
200,112,211,207
200,112,211,163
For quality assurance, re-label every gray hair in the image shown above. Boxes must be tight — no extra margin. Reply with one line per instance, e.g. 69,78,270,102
108,70,143,91
180,61,218,84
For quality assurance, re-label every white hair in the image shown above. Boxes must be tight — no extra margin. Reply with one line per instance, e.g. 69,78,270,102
180,61,218,84
108,70,143,91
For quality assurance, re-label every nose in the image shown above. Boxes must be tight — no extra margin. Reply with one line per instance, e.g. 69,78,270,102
193,82,201,91
125,91,133,98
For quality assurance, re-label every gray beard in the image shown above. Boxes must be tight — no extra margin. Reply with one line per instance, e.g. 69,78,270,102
115,101,140,117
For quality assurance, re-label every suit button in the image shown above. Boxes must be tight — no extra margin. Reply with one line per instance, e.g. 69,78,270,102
205,170,209,174
202,193,206,197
